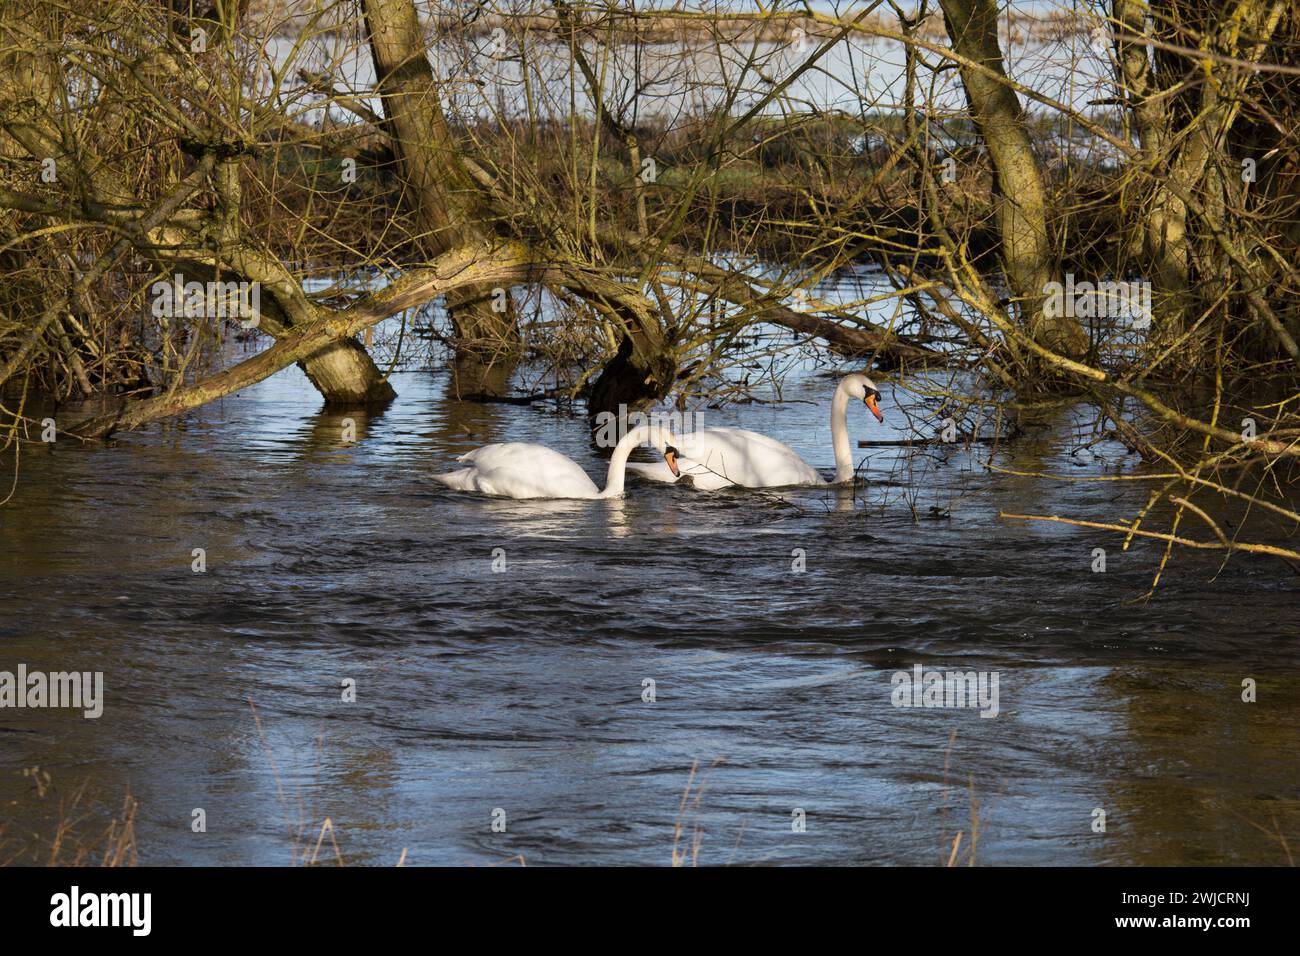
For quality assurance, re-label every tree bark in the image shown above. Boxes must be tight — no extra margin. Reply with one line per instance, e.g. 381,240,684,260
64,240,530,437
361,0,518,397
939,0,1086,357
1114,0,1190,325
0,1,396,405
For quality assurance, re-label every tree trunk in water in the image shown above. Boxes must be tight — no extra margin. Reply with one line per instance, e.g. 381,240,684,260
162,255,398,406
939,0,1086,357
586,332,676,428
60,240,534,437
1113,0,1191,330
0,1,396,406
362,0,518,396
298,339,397,404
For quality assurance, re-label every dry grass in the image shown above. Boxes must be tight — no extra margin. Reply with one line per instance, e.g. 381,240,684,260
0,767,137,867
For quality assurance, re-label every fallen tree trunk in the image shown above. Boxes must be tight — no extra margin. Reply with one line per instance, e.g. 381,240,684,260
0,4,396,406
63,241,532,437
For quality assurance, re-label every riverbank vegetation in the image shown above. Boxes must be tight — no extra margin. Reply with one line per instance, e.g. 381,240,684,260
2,0,1299,578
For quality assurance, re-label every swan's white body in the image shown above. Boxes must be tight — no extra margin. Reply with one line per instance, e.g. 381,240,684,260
431,424,676,499
626,374,883,489
627,428,823,489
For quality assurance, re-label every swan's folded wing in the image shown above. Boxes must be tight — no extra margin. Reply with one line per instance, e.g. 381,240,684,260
434,442,600,498
430,468,480,491
680,428,820,487
457,442,510,466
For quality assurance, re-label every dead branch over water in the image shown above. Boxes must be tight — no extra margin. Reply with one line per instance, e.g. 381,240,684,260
2,0,1299,579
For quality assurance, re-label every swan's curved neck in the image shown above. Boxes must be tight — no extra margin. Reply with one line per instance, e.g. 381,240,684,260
598,424,671,498
831,380,854,483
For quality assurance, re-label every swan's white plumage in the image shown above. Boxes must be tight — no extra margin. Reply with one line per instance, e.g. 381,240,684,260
431,442,602,498
625,374,882,490
431,424,678,499
626,427,821,489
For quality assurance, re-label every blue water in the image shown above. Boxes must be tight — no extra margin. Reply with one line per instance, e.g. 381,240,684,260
2,358,1297,866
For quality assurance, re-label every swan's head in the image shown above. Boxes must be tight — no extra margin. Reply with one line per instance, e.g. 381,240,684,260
621,423,683,476
843,373,884,423
664,445,682,478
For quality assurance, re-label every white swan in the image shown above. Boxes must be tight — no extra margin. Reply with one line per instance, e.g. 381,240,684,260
625,373,884,489
431,424,681,499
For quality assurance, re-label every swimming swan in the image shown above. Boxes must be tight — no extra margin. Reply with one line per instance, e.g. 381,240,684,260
431,424,681,499
625,373,883,489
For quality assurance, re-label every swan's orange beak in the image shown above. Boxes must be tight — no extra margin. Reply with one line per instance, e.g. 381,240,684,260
665,447,681,477
865,394,884,423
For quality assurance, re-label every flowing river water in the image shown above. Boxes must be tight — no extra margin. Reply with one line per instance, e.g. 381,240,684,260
2,347,1298,865
1,6,1293,869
